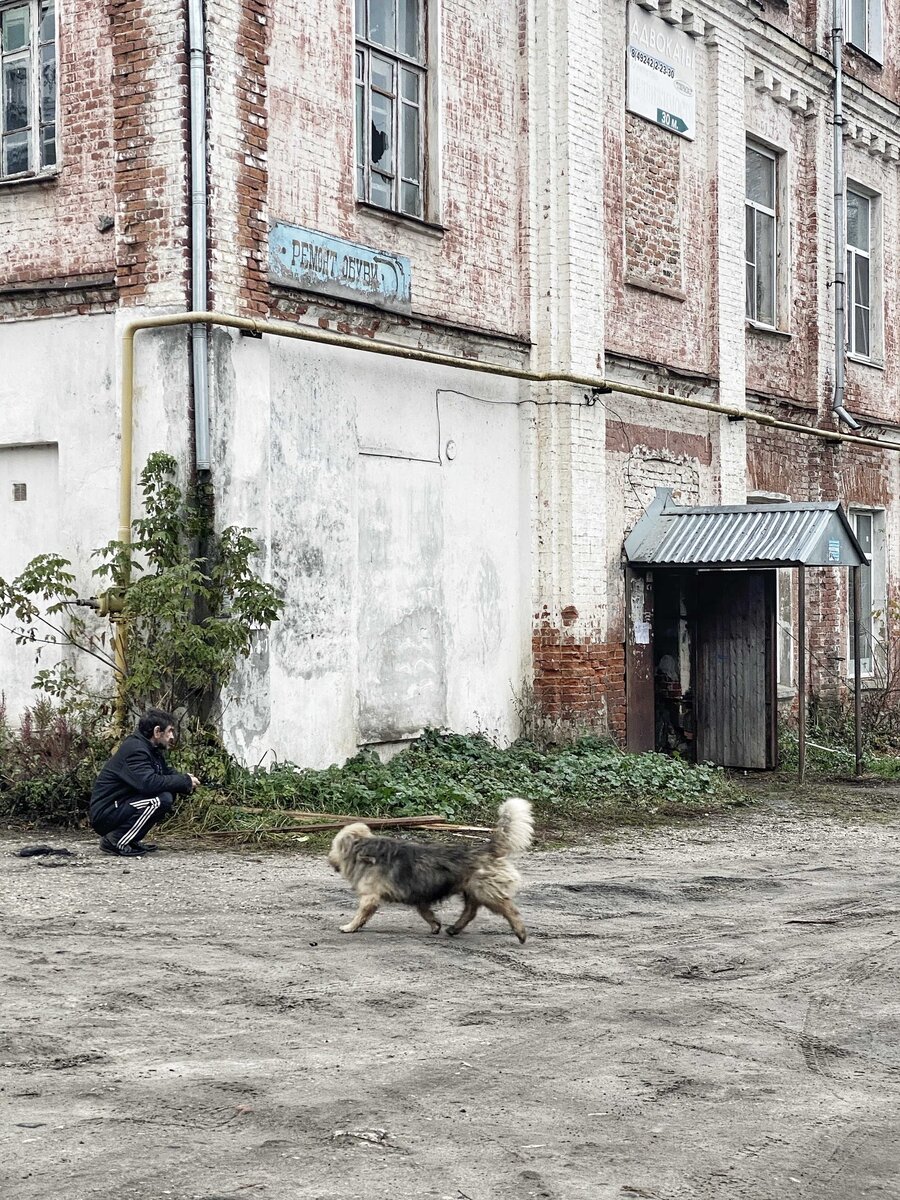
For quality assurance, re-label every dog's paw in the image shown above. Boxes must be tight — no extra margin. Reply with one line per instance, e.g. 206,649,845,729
429,923,442,935
339,923,359,933
445,926,460,937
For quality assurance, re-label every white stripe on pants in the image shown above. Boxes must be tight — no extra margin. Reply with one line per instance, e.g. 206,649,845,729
117,796,161,847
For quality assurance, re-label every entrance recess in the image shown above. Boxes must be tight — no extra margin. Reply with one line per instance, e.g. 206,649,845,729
624,489,867,775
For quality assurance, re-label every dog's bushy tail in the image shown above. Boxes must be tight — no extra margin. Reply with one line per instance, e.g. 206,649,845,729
489,797,533,857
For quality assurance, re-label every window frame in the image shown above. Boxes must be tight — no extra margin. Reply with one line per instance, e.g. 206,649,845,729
0,0,57,184
846,0,883,62
354,0,427,221
847,507,885,680
745,140,779,330
846,183,880,363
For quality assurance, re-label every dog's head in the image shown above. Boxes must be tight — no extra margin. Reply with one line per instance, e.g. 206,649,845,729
327,821,373,874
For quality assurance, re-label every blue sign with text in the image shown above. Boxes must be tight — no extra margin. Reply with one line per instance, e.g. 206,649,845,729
268,221,412,312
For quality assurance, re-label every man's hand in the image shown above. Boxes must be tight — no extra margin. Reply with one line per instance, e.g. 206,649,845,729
189,774,201,791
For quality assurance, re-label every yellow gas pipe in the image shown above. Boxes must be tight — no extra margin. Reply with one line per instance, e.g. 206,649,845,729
112,309,900,725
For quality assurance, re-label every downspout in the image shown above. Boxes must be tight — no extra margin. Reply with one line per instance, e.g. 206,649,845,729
188,0,211,469
832,0,861,431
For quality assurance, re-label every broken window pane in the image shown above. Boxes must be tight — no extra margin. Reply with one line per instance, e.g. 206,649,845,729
370,92,392,167
355,1,425,217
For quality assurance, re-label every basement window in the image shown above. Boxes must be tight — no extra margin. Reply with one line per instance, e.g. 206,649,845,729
0,0,56,181
354,0,426,219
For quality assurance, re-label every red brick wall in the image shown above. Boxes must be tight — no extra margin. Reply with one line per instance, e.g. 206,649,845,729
623,114,682,294
532,610,626,743
0,0,116,314
109,0,189,306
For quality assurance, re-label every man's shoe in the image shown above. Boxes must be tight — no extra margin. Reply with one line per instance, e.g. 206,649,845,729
133,842,158,852
99,837,146,857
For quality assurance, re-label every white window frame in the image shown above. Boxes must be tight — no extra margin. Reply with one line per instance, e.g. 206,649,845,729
354,0,427,220
745,141,779,329
846,0,883,62
846,184,880,363
848,508,885,680
0,0,56,182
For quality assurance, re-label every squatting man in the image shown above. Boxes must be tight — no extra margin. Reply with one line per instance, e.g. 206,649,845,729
89,709,199,857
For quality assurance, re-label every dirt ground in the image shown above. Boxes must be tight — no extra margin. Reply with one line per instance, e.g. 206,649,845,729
2,787,899,1200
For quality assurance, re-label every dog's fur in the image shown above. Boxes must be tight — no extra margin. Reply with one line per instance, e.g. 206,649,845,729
327,797,533,942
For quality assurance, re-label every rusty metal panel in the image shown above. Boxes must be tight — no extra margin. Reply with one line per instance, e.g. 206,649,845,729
625,569,655,752
695,571,774,769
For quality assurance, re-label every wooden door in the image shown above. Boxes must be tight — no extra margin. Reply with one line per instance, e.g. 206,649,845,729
695,571,776,769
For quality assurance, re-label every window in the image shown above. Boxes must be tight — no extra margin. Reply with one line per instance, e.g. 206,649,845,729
848,509,885,678
354,0,425,219
847,187,873,359
1,0,55,180
846,0,882,60
776,569,793,689
745,143,777,327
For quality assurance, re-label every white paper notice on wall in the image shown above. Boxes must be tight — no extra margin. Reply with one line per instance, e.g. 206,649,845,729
626,3,697,140
633,620,651,646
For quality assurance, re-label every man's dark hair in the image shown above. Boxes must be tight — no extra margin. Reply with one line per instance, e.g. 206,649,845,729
137,709,178,739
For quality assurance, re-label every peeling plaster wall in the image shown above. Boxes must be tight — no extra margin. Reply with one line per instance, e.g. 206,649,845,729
215,335,529,768
0,315,119,712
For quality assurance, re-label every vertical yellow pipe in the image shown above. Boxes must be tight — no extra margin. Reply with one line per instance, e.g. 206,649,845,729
113,324,136,731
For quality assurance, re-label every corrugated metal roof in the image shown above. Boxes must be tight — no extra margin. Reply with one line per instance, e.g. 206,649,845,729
624,490,866,568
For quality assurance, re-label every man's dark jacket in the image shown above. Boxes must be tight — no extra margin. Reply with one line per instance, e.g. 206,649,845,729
90,732,193,819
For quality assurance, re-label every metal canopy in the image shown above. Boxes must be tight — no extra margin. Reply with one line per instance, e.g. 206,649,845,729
624,489,866,569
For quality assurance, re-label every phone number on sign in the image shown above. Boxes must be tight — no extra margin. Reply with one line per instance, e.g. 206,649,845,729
629,45,675,78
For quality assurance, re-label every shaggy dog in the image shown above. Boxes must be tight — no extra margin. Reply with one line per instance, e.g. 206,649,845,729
327,797,533,942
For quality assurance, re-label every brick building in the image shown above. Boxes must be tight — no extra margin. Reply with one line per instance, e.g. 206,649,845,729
0,0,898,767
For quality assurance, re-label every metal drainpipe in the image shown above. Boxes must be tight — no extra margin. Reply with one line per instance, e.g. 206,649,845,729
832,0,861,431
188,0,211,469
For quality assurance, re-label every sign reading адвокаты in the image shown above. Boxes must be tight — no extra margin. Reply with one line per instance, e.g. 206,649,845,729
626,3,696,140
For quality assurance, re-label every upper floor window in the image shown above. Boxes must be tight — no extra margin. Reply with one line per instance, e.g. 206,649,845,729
846,0,882,60
847,187,873,359
1,0,55,181
355,0,425,219
745,142,777,327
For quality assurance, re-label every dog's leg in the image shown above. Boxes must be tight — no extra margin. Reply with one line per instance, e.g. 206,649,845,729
340,894,380,933
446,894,480,937
416,904,442,935
485,898,527,944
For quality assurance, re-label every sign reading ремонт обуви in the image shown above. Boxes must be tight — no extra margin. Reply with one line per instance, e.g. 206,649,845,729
626,2,696,140
268,221,412,313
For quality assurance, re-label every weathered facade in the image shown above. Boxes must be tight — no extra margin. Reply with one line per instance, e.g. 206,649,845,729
1,0,898,766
